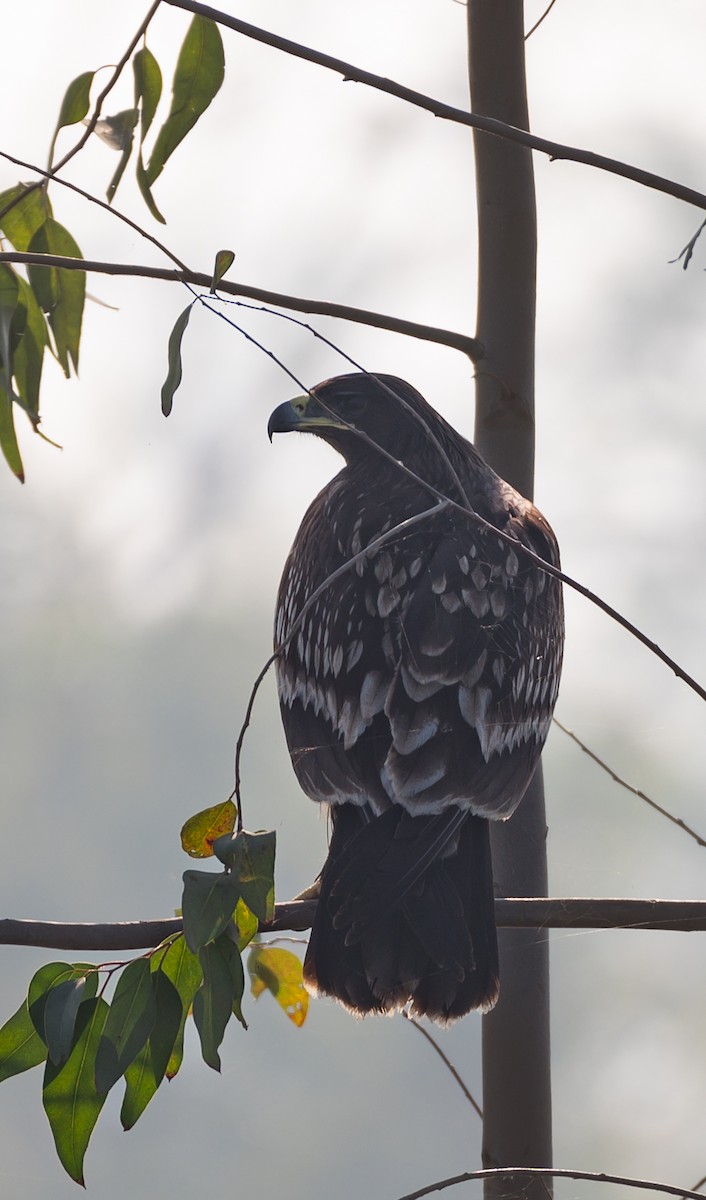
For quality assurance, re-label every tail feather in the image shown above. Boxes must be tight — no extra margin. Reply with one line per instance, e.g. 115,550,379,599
303,803,499,1023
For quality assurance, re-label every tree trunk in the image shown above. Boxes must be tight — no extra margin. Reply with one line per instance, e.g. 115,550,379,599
466,4,553,1195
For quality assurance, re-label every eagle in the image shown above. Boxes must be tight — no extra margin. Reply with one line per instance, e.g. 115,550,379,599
268,373,563,1023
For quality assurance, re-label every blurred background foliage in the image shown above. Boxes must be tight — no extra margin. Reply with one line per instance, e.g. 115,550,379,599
1,0,706,1195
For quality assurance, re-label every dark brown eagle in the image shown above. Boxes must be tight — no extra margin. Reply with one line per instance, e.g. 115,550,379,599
268,373,563,1023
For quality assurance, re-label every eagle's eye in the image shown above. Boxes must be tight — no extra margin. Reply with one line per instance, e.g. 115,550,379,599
340,392,369,420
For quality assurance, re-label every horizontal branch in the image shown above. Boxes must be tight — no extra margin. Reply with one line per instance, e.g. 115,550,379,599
166,0,706,213
0,252,480,359
397,1166,706,1200
2,898,706,953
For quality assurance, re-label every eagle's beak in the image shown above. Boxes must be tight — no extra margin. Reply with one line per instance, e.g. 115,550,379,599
267,395,345,442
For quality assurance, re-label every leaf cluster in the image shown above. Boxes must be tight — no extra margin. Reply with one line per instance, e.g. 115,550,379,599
0,14,225,481
0,800,308,1184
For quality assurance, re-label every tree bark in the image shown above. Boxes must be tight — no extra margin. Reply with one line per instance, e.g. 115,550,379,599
467,3,553,1194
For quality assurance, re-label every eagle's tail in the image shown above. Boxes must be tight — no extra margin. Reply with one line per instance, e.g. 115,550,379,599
303,803,499,1023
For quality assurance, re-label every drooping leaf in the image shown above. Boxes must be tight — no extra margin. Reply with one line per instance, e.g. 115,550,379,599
43,977,87,1067
210,249,235,293
248,945,309,1027
161,302,192,415
0,999,48,1082
42,997,109,1186
0,266,23,480
121,969,183,1130
145,17,224,188
0,384,24,482
152,936,202,1079
28,963,98,1046
182,868,239,954
13,275,49,421
56,70,95,130
0,184,53,251
94,959,156,1096
193,933,246,1070
213,829,276,922
49,71,95,169
133,46,162,141
26,219,85,377
180,799,237,858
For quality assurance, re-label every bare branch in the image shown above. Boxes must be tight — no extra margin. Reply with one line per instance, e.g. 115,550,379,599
164,0,706,213
403,1013,483,1119
395,1167,706,1200
0,251,480,358
554,718,706,850
0,150,187,270
525,0,559,40
3,898,706,953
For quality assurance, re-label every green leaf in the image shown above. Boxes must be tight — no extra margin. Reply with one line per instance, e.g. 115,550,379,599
145,16,225,188
161,302,192,415
43,997,109,1186
28,963,98,1046
0,999,47,1082
181,799,237,858
13,275,49,421
43,977,87,1067
49,71,95,170
56,71,95,130
136,157,167,224
0,384,24,482
121,969,182,1130
153,937,202,1080
94,959,156,1096
0,266,23,481
213,829,276,922
133,47,162,141
210,249,235,293
248,945,309,1027
0,185,53,251
27,218,85,377
181,868,239,954
193,933,246,1070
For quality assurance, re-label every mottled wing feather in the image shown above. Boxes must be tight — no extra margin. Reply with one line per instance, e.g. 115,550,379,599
275,476,562,820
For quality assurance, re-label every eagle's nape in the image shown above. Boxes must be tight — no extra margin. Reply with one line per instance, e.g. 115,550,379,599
269,372,564,1024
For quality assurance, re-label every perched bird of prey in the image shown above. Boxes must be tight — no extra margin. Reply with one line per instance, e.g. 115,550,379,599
268,373,563,1023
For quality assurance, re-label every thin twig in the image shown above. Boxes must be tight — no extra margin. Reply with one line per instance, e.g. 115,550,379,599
402,1012,483,1119
525,0,559,40
0,1,163,226
671,218,706,270
394,1167,706,1200
554,718,706,850
164,0,706,214
0,252,480,358
0,151,187,270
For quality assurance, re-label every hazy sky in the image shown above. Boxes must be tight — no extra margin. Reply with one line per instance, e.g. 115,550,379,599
2,2,706,1195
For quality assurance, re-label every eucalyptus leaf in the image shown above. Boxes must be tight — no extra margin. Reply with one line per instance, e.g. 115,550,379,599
180,798,237,858
26,218,85,377
161,302,192,415
94,959,156,1096
121,969,182,1130
0,185,53,251
145,17,224,188
152,937,202,1080
43,977,87,1067
0,999,47,1083
43,997,109,1186
181,868,239,953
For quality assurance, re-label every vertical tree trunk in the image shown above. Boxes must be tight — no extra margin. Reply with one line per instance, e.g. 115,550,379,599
466,4,553,1195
